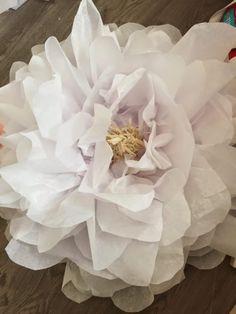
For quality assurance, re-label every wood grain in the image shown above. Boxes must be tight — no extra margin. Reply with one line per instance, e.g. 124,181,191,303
0,0,235,313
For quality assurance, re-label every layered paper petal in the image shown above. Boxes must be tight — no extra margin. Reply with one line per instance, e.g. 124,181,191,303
0,0,236,311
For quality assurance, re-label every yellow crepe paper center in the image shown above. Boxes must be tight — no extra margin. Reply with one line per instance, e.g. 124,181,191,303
106,126,144,161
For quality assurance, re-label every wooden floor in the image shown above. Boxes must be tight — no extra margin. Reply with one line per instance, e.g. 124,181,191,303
0,0,236,313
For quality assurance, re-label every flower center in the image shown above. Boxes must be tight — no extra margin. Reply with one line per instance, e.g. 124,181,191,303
106,126,144,161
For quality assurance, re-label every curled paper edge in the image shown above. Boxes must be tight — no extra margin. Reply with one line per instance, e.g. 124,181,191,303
61,261,185,312
0,0,28,14
62,262,92,304
211,215,236,259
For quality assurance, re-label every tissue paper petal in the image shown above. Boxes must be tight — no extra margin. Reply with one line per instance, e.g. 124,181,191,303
6,239,63,270
1,0,236,311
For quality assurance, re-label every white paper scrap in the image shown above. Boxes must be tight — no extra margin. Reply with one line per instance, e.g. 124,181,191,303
0,0,28,14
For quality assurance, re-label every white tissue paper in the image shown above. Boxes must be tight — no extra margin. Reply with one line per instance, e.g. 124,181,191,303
0,0,236,312
0,0,27,14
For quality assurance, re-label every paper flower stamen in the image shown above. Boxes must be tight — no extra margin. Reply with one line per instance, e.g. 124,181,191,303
106,126,144,161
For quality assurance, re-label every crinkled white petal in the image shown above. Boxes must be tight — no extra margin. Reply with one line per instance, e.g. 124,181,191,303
95,176,155,211
211,215,236,258
176,60,236,121
1,0,236,311
6,239,63,270
108,240,158,286
160,192,191,245
96,200,163,242
188,250,225,269
112,286,154,313
28,191,95,228
172,23,236,62
193,93,234,145
31,76,63,140
87,216,130,271
201,145,236,196
185,151,231,237
151,240,184,284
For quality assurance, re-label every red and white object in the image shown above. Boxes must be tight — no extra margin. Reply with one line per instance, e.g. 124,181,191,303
210,1,236,60
210,1,236,22
211,2,236,268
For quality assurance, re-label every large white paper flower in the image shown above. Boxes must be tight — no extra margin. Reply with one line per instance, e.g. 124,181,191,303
1,0,236,311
